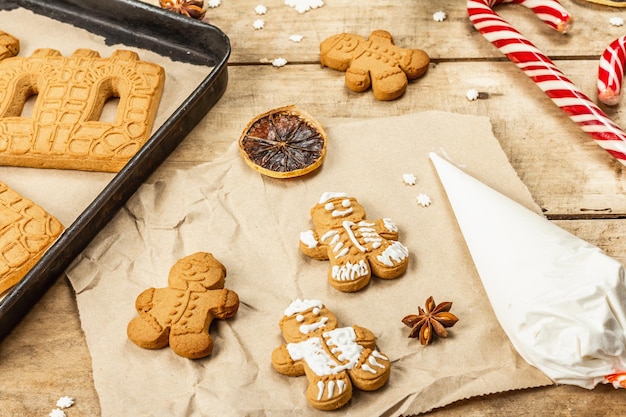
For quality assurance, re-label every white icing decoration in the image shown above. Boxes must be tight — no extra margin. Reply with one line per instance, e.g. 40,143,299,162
382,218,398,232
284,299,323,316
319,192,347,204
327,380,335,399
286,326,387,383
296,314,304,322
377,241,409,266
312,307,320,315
371,350,388,361
317,380,325,401
332,241,344,253
300,316,328,334
332,207,354,217
332,260,369,281
343,221,367,252
341,199,351,208
325,202,334,211
300,230,318,248
321,230,337,242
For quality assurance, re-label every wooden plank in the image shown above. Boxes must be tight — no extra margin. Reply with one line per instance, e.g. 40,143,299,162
185,0,626,63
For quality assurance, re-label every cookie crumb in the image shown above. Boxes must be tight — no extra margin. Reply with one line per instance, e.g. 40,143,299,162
255,4,268,14
207,0,221,7
49,409,66,417
433,11,447,22
285,0,324,13
272,57,288,67
416,193,432,207
610,16,624,27
56,396,75,409
289,34,304,43
253,19,265,29
403,173,417,185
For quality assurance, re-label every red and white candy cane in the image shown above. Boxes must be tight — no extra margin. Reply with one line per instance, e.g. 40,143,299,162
598,35,626,106
468,0,626,164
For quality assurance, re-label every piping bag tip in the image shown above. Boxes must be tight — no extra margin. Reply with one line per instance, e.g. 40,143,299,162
429,152,626,389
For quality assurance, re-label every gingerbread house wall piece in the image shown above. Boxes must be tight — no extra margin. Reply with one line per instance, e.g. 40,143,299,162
0,48,165,172
0,181,64,295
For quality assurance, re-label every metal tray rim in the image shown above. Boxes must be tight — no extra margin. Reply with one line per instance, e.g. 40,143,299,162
0,0,231,340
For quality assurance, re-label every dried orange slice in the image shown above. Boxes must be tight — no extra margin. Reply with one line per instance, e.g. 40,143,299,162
238,105,327,178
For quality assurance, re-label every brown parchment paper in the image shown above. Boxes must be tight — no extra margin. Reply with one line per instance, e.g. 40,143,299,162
66,111,553,417
0,8,209,227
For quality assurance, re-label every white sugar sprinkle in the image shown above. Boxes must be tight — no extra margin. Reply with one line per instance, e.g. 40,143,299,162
433,11,447,22
253,19,265,29
272,57,288,67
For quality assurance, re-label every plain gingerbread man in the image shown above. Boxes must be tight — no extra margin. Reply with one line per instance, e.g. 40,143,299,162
320,29,429,100
299,192,409,292
127,252,239,359
272,299,391,411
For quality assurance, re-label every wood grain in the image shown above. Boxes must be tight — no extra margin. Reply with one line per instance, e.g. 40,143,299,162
4,0,626,415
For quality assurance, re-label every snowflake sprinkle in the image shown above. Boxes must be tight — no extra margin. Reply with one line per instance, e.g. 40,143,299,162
253,19,265,29
207,0,221,8
285,0,324,13
255,4,268,15
56,396,75,409
403,173,417,186
272,57,288,67
609,16,624,27
289,34,304,43
433,11,447,22
49,409,66,417
466,89,479,101
416,193,432,207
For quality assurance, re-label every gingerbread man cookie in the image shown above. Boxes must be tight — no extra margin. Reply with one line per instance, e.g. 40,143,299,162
272,299,391,411
127,252,239,359
320,30,429,100
299,192,409,292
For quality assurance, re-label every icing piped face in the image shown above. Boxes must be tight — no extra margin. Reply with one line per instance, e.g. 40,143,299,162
312,193,366,228
280,302,339,343
168,252,226,290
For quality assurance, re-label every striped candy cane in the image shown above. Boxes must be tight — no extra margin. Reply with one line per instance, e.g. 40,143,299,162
468,0,626,164
598,35,626,106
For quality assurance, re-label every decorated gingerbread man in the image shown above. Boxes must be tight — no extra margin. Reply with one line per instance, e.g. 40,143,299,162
320,29,429,100
299,192,409,292
127,252,239,359
272,299,391,411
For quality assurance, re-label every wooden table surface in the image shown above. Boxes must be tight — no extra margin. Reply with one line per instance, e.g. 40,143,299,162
4,0,626,415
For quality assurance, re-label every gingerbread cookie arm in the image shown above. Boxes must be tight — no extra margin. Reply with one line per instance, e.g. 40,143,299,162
352,325,377,351
299,229,329,260
211,288,240,319
374,218,399,240
272,344,305,376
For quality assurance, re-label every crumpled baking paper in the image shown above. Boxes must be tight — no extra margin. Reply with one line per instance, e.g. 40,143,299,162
66,111,552,417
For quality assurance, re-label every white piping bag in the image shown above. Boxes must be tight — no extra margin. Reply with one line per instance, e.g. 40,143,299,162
430,152,626,389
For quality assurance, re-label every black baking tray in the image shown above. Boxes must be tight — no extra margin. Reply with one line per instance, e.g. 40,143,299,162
0,0,230,340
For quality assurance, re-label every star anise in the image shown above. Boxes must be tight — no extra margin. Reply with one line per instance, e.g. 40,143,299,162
402,296,459,345
159,0,206,20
